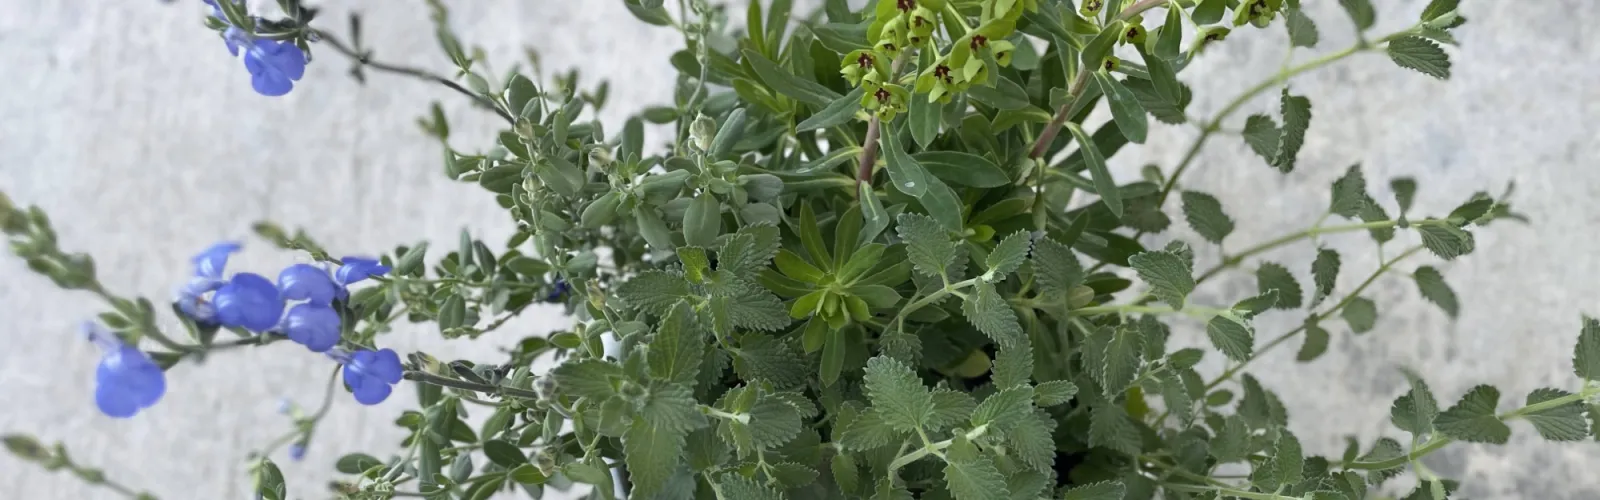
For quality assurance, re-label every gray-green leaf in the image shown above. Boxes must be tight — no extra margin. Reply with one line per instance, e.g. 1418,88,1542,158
1067,124,1122,217
1574,316,1600,382
1523,388,1589,441
1434,384,1510,444
984,231,1031,282
1311,248,1341,306
1207,312,1255,362
1093,71,1147,144
898,213,956,278
1242,114,1281,164
1389,374,1439,436
1274,89,1312,172
1129,250,1194,309
1387,36,1451,80
862,356,933,432
1412,266,1459,318
1342,296,1378,333
1182,191,1235,244
1339,0,1376,31
1256,262,1303,309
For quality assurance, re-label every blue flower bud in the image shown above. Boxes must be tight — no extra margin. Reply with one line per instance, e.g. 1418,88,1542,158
214,272,286,332
277,264,337,305
243,39,307,97
288,443,307,461
342,348,403,405
192,241,241,280
334,257,390,287
282,303,341,353
85,323,165,418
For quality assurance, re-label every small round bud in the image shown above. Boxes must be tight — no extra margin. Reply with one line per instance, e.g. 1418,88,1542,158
1080,0,1104,17
535,375,558,399
1102,55,1121,72
690,114,717,152
588,147,615,169
1122,23,1147,45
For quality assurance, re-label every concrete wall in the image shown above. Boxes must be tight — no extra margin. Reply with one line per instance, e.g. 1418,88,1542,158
2,0,1596,498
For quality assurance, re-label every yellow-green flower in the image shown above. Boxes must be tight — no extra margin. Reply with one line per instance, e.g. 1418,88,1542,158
840,49,889,87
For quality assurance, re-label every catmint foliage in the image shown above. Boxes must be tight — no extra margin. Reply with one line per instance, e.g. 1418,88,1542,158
0,1,1591,500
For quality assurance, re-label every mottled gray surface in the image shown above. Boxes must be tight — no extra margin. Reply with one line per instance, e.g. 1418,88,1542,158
2,0,1596,499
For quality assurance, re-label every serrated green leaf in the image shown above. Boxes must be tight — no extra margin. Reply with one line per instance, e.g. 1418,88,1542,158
1067,124,1123,217
1032,236,1084,296
1241,114,1281,164
992,343,1034,389
1418,223,1476,260
898,213,957,278
1311,248,1341,306
1206,312,1255,362
1088,403,1142,456
1062,480,1125,500
718,472,786,500
735,334,809,388
1168,348,1204,369
749,394,805,449
720,224,781,276
617,271,690,315
1129,250,1194,309
1391,177,1418,214
1411,266,1459,318
1575,317,1600,381
1239,374,1287,429
1274,89,1312,173
1434,384,1510,444
625,417,691,497
769,462,818,488
1387,36,1451,80
1101,325,1145,395
1342,297,1378,333
840,409,901,450
1006,470,1051,500
1420,0,1459,22
1094,72,1147,144
1298,321,1331,362
1156,371,1194,426
1286,8,1320,47
1255,432,1304,491
831,453,860,495
929,390,979,431
1448,196,1495,226
1357,438,1406,482
1389,374,1439,436
1036,380,1079,407
863,356,933,432
649,301,703,384
972,386,1035,430
1211,415,1250,463
1008,409,1058,472
962,281,1026,348
944,454,1010,500
1339,0,1376,31
985,232,1032,282
1256,262,1303,309
1523,388,1589,441
1358,194,1397,243
552,359,623,399
1180,191,1234,244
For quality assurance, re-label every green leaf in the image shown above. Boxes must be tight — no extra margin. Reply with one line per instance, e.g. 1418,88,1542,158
743,49,840,106
1088,403,1142,456
1062,480,1125,500
618,272,690,315
1093,72,1147,144
1206,312,1255,362
769,462,818,488
1256,262,1303,309
909,91,941,149
1389,374,1439,436
509,464,546,485
929,390,979,431
839,410,900,450
254,459,286,500
1193,0,1227,24
1007,409,1058,472
1210,416,1250,463
1448,196,1494,225
1081,20,1124,69
1418,223,1476,260
992,343,1034,389
1242,114,1280,163
821,327,846,386
831,453,860,495
1286,8,1320,47
552,360,623,399
649,302,703,384
1067,124,1122,217
1274,89,1312,173
1032,236,1084,296
1154,7,1183,60
749,394,805,448
1297,321,1330,362
863,356,933,432
1181,191,1235,244
1339,0,1376,31
1239,374,1287,429
1155,370,1194,426
1036,380,1080,407
967,77,1033,110
1342,297,1378,334
1420,0,1459,22
797,87,866,132
898,213,957,278
718,473,786,500
882,124,931,198
1168,348,1204,369
719,224,781,276
1101,325,1145,395
1434,384,1510,444
1311,247,1341,306
1411,266,1459,318
1524,388,1589,441
624,0,673,26
1387,36,1451,80
943,454,1010,500
859,183,891,244
335,453,383,475
684,193,722,248
1575,317,1600,381
1391,177,1418,214
483,440,528,467
1123,77,1191,124
914,151,1011,188
962,281,1026,349
984,231,1031,282
734,334,809,388
1129,250,1194,309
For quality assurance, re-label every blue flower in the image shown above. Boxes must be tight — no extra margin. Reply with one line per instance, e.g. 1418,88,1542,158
278,264,337,306
86,323,166,418
341,348,403,405
333,257,391,300
175,242,241,325
282,303,340,352
214,272,286,332
243,39,307,97
546,280,569,303
288,443,307,461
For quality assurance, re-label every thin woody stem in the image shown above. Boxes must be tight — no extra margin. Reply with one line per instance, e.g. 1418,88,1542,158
856,51,914,187
310,28,514,124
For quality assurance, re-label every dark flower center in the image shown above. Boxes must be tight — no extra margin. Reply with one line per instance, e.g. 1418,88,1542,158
970,35,988,50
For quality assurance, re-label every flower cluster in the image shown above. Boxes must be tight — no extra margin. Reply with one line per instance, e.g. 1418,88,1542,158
203,0,308,96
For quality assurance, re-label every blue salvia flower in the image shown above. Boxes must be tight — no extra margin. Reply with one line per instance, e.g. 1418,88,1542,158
175,241,241,326
281,303,340,352
205,0,308,96
545,280,569,303
288,443,307,462
333,257,391,300
214,272,286,332
85,323,166,418
338,348,403,405
278,263,338,305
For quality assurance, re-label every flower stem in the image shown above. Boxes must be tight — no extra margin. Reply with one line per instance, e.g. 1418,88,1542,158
856,51,914,187
308,28,513,124
1345,384,1598,471
402,369,543,399
887,424,988,471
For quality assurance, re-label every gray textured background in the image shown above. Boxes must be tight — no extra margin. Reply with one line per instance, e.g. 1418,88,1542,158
2,0,1596,499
